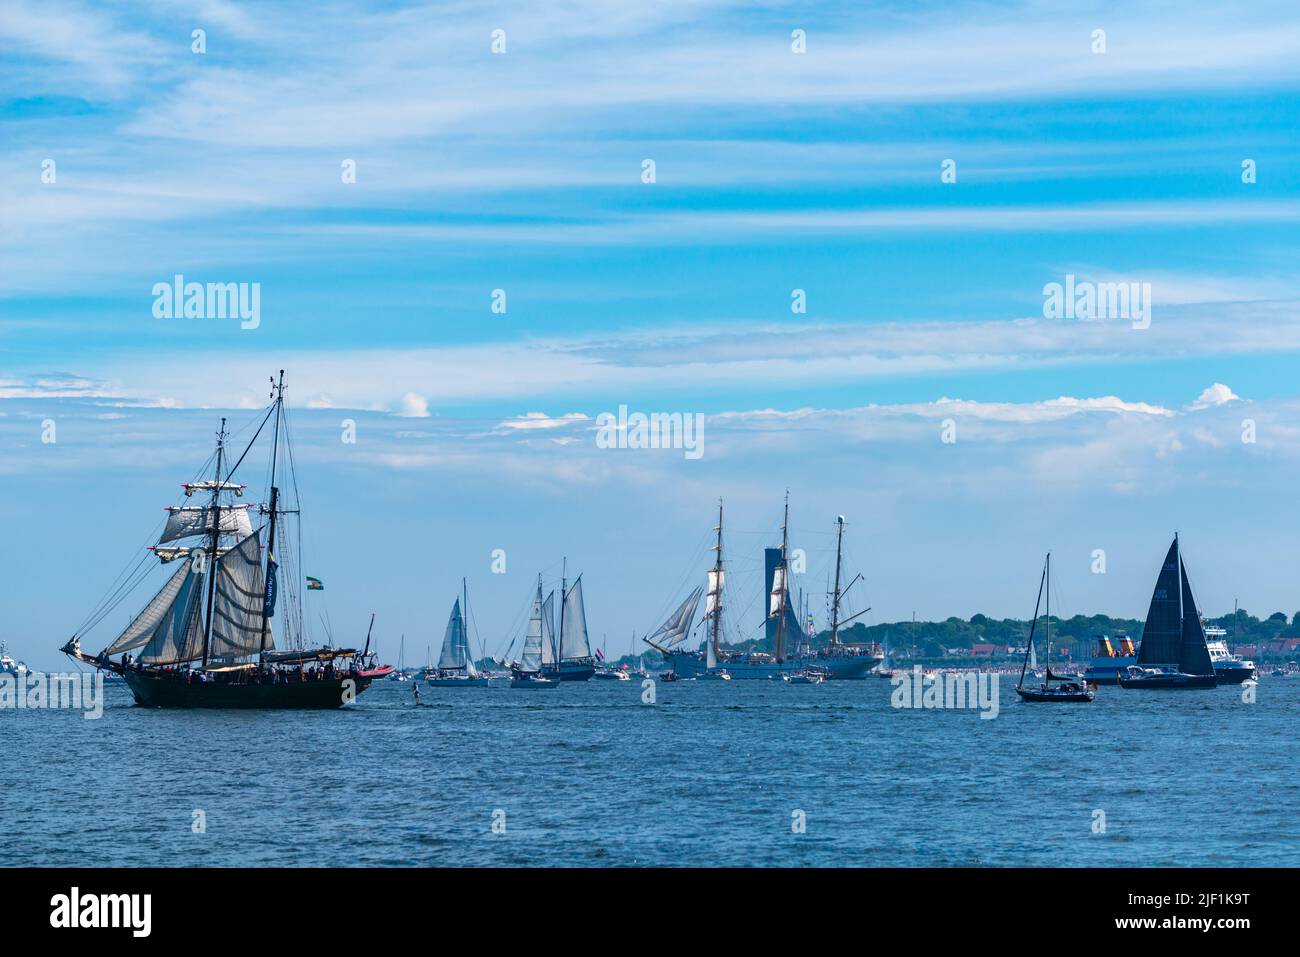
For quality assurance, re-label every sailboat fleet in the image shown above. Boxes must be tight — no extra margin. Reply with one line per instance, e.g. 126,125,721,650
50,372,1251,709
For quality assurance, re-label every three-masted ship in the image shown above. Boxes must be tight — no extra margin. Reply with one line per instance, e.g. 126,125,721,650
60,371,390,708
651,498,883,679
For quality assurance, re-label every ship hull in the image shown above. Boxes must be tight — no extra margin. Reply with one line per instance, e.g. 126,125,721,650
122,669,373,709
540,660,595,682
1213,663,1256,684
668,651,880,680
1015,686,1094,702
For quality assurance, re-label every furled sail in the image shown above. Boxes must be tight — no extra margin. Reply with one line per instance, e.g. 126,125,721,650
1136,538,1182,667
1178,558,1214,676
183,480,245,497
207,529,269,659
540,592,557,665
136,564,207,664
151,545,230,564
705,569,723,616
560,578,592,660
648,586,703,650
103,561,194,656
437,599,469,671
160,504,253,543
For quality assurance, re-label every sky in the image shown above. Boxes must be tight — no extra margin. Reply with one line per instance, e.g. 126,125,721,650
2,0,1299,669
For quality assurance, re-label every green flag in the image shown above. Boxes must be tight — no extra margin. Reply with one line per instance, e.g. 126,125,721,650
306,576,324,591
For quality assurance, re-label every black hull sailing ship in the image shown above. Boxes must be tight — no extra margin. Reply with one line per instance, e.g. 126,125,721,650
60,371,388,709
1118,535,1217,689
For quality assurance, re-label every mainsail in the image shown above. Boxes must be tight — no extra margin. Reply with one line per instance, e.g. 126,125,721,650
646,585,702,651
540,592,557,665
160,504,253,543
560,578,592,660
437,598,477,674
207,529,270,659
1136,538,1182,667
1178,557,1214,676
520,585,547,673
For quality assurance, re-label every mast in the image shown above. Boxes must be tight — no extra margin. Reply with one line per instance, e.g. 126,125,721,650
462,576,468,670
201,418,227,669
1018,554,1048,689
776,491,790,662
711,499,724,661
558,558,567,665
1045,553,1052,681
259,371,285,655
1175,532,1183,640
830,515,845,648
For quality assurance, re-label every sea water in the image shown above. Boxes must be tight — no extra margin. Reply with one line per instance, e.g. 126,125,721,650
2,676,1295,866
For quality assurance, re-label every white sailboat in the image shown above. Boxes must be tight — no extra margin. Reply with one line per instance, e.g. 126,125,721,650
390,634,409,681
428,581,489,687
511,577,559,689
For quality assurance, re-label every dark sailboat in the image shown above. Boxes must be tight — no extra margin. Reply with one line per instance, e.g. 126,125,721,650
1118,535,1217,689
61,371,389,708
1014,553,1094,703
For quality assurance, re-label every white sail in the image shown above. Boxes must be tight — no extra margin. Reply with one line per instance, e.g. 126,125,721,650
705,568,724,615
137,564,207,664
648,586,703,649
541,592,557,665
160,504,253,543
207,529,269,659
437,599,466,670
706,633,718,670
520,589,544,673
770,566,787,615
1029,640,1038,671
104,561,194,655
561,578,592,660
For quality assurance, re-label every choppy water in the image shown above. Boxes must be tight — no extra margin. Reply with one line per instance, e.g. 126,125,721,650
2,674,1296,866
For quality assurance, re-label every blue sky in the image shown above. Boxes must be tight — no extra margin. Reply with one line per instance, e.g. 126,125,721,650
3,1,1300,668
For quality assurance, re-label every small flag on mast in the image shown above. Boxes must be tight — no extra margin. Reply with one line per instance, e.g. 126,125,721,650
306,576,324,591
595,647,605,661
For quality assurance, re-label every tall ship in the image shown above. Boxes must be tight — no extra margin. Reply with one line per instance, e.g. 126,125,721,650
647,498,882,679
61,372,389,708
1118,534,1217,689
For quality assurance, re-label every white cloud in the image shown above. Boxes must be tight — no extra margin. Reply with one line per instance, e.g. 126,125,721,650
397,392,430,418
496,412,590,431
1189,383,1240,410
